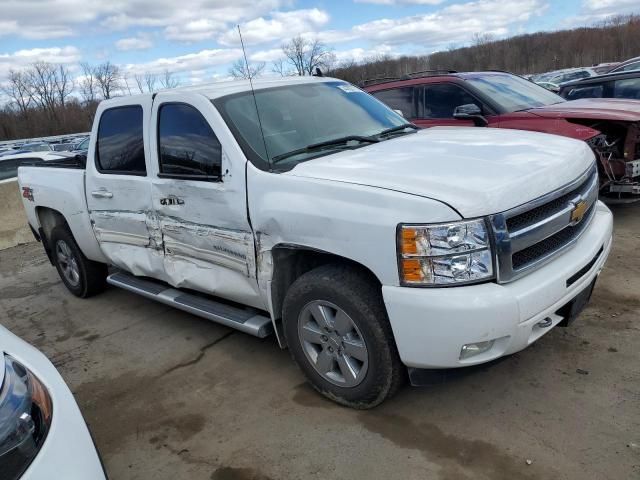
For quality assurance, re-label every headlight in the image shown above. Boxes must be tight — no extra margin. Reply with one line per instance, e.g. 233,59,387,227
398,219,494,286
0,355,52,480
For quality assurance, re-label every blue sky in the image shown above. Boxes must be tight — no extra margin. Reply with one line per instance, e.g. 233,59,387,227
1,0,638,86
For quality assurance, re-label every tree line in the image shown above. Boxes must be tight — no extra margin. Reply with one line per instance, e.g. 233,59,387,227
0,62,180,141
330,15,640,84
2,14,639,141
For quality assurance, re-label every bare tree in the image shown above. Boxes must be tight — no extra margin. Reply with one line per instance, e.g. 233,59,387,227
228,58,266,79
1,70,33,114
280,36,335,76
271,58,289,76
144,73,158,93
27,62,58,117
95,61,120,99
79,62,98,103
159,70,180,89
133,74,145,93
53,65,73,107
121,74,133,96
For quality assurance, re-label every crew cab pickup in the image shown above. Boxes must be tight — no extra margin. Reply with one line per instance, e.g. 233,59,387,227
18,77,613,408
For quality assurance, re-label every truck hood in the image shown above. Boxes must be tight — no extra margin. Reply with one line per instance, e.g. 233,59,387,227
286,127,594,218
529,98,640,122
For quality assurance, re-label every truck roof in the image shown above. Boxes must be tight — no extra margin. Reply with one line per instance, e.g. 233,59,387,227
101,75,336,106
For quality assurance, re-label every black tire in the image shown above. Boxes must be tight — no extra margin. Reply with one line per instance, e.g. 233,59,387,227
50,225,107,298
283,264,405,409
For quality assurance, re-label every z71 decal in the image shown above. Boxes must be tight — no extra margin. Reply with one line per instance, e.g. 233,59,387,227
22,186,34,202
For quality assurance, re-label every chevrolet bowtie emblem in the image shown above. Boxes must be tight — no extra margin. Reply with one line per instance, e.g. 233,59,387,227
570,200,588,224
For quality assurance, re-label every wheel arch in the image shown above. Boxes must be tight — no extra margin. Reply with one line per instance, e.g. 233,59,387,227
34,207,69,264
268,243,383,348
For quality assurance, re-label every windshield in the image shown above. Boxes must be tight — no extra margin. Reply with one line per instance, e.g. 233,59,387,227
214,81,407,170
464,73,565,112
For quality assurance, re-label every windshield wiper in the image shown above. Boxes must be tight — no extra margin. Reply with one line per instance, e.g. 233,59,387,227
271,135,379,163
376,123,419,137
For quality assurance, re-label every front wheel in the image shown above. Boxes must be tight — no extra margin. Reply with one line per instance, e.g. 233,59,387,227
283,264,404,408
50,226,107,298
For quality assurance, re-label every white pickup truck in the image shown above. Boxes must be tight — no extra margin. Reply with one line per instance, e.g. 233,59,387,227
18,76,613,408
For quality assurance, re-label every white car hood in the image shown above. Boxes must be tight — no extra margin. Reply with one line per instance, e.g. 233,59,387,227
286,127,594,218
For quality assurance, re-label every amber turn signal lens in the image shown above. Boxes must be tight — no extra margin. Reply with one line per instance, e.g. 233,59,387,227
401,228,418,255
401,258,423,282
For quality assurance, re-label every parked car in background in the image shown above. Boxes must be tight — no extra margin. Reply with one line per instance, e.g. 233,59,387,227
70,137,90,155
593,62,620,75
559,71,640,100
533,67,597,86
0,324,107,479
536,81,560,93
0,152,67,181
608,56,640,74
18,76,612,407
0,143,52,158
364,71,640,200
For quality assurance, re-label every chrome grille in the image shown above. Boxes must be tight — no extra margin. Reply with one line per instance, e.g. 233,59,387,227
490,165,598,283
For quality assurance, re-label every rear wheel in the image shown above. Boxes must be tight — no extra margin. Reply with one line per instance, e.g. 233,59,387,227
50,226,107,298
283,264,404,408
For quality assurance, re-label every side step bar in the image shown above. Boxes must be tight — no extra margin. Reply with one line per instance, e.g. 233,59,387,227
107,272,273,338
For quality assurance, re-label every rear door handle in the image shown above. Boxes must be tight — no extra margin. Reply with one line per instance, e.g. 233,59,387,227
91,189,113,199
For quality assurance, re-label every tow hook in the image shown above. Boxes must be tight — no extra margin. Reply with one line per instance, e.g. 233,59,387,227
537,317,553,329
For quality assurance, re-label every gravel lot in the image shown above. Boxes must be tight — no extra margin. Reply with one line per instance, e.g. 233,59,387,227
0,204,638,480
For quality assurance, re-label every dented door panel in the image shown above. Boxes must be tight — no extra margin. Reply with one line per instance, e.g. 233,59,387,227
85,95,164,278
149,92,264,309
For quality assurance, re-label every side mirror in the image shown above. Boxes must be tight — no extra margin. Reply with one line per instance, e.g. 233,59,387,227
453,104,488,127
393,109,405,117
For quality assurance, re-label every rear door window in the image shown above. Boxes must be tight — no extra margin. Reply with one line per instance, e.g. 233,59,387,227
565,84,604,100
157,103,222,179
422,84,482,118
96,106,146,175
371,87,416,118
617,61,640,73
613,78,640,99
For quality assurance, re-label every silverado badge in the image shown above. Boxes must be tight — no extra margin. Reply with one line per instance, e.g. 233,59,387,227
570,200,588,224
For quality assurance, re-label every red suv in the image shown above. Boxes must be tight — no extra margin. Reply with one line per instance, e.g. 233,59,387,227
364,71,640,200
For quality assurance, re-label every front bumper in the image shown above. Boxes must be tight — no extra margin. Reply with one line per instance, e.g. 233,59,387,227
383,201,613,369
0,326,107,480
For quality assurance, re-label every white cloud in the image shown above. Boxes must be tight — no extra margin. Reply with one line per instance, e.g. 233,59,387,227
0,46,81,78
563,0,640,27
354,0,445,4
115,34,153,51
583,0,639,11
249,48,285,63
0,0,286,40
333,45,395,63
219,9,330,46
320,0,546,48
122,48,243,76
164,19,228,43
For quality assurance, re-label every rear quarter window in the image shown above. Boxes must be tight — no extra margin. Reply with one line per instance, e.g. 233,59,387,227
371,87,415,118
613,78,640,100
565,84,604,100
96,106,146,175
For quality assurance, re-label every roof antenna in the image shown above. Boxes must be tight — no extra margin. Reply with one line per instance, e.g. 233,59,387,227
237,24,271,171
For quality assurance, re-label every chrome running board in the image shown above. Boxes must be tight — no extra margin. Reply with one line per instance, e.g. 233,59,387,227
107,272,273,338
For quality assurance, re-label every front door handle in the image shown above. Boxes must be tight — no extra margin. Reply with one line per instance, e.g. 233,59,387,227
91,189,113,199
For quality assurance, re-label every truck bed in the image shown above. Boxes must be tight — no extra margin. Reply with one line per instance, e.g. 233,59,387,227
18,164,106,264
